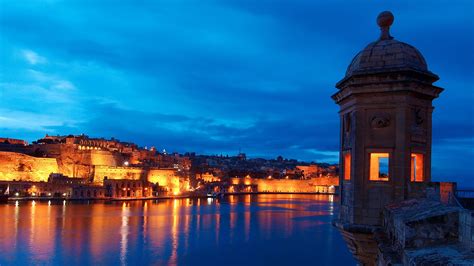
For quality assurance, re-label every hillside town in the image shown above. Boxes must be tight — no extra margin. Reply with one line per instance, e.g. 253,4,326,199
0,135,339,200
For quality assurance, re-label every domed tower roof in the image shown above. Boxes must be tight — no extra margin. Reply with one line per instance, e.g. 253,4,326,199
341,11,437,80
345,40,428,77
333,11,443,103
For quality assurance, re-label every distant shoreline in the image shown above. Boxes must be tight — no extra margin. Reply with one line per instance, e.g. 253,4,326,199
6,191,337,202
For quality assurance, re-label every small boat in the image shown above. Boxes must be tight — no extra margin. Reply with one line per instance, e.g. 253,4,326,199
0,184,10,204
207,191,224,198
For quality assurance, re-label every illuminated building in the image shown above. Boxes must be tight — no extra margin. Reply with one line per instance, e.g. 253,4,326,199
103,179,153,198
0,138,28,146
0,134,190,197
72,185,106,199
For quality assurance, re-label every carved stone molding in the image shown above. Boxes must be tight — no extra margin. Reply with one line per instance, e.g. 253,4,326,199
343,112,354,148
370,113,391,129
415,108,425,125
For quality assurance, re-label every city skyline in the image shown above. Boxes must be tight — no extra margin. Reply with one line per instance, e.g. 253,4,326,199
1,1,473,186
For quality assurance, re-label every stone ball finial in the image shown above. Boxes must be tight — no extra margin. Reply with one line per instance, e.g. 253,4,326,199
377,11,394,27
377,11,394,40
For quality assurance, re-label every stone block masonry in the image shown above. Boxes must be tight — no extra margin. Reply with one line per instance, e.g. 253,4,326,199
0,151,58,182
230,177,339,193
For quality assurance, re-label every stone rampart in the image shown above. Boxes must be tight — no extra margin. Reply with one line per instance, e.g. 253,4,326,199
230,177,339,193
0,151,58,182
0,150,185,193
91,166,182,193
148,169,181,194
93,166,144,183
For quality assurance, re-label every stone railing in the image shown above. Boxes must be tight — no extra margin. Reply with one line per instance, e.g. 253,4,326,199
453,189,474,250
452,189,474,210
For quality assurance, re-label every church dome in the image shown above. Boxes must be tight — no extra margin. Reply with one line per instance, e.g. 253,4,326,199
345,11,430,77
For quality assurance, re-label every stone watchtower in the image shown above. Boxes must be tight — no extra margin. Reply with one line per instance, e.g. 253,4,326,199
332,11,443,226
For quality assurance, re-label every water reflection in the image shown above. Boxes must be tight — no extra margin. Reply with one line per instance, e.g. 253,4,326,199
0,194,355,265
120,203,129,265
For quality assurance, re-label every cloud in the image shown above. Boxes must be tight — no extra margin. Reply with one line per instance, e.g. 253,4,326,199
0,108,79,132
26,69,76,90
21,49,47,65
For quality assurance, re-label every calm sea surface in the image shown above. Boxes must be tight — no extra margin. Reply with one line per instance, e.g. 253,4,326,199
0,194,355,265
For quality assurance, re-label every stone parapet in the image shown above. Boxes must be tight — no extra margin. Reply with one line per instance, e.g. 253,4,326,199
230,177,339,193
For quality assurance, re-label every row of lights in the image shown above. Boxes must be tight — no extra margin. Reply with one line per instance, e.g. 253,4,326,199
14,200,67,207
121,187,149,191
13,192,68,197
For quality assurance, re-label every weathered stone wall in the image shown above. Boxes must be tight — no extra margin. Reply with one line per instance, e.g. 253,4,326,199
0,138,27,145
93,166,144,183
148,169,181,194
89,150,120,166
91,167,183,193
56,147,124,177
383,199,461,251
230,177,339,193
380,199,473,264
341,182,354,223
55,145,92,178
0,150,185,193
459,211,474,250
0,151,58,182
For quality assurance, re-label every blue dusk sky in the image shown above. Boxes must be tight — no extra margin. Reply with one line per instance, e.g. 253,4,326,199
0,1,473,186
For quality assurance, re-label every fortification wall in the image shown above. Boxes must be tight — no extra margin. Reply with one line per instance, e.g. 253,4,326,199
91,167,183,193
148,169,180,193
230,177,339,193
89,150,121,166
93,166,144,183
55,147,124,178
0,150,186,193
296,165,321,177
0,137,27,145
0,151,58,182
55,145,90,178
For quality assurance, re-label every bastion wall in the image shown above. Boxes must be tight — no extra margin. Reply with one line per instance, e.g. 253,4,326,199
0,151,183,193
230,177,339,193
0,151,58,182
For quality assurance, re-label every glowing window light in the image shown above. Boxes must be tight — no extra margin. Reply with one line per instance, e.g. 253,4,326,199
410,153,424,182
343,150,351,181
369,153,389,181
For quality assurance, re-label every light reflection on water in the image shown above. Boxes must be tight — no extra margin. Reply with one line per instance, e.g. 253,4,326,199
120,203,129,266
0,194,355,265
